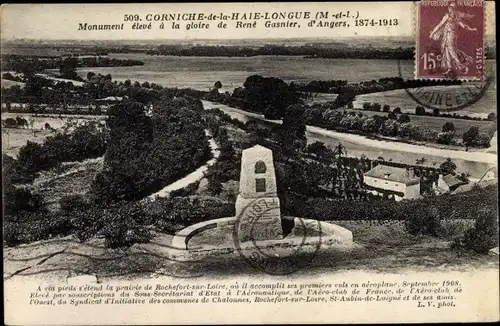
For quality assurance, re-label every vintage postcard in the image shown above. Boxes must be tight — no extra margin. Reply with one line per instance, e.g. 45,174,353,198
2,1,498,325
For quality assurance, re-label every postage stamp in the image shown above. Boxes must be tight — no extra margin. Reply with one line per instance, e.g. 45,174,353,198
416,0,485,80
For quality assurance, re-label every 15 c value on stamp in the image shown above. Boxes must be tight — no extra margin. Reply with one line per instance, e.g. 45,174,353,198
416,0,485,80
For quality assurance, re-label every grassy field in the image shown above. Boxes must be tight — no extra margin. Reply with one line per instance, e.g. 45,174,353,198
2,113,106,157
4,218,498,281
352,85,497,119
1,79,25,88
2,128,53,158
30,158,103,211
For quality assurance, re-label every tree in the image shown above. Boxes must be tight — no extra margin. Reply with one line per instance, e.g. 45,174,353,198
415,157,427,165
437,131,454,144
280,104,307,157
87,72,96,81
415,106,426,115
387,112,396,120
398,113,411,123
463,126,479,146
206,174,223,196
333,142,347,169
475,133,491,147
306,141,330,158
382,104,391,112
433,108,440,116
393,107,402,114
487,112,496,121
59,57,79,80
242,75,301,119
439,158,457,175
214,81,222,90
371,103,382,112
442,121,455,132
362,102,371,110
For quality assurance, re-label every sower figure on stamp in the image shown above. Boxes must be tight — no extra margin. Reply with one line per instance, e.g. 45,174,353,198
429,0,477,76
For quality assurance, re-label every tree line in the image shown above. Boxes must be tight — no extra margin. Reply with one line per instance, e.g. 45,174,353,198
1,54,144,75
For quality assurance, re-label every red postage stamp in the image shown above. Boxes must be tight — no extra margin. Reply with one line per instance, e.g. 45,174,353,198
416,0,485,80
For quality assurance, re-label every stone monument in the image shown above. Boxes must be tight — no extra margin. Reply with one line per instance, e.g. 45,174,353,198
235,145,283,242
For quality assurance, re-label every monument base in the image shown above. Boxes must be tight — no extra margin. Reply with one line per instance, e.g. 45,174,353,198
235,195,283,242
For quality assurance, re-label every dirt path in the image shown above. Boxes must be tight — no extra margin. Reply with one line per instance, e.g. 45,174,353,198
146,130,220,200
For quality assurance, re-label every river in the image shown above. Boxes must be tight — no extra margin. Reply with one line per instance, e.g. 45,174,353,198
75,53,416,92
70,53,496,178
201,100,496,179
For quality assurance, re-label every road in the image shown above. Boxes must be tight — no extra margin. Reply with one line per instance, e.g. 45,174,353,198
201,100,497,177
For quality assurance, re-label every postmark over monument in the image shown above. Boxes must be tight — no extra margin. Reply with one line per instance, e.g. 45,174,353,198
416,0,485,80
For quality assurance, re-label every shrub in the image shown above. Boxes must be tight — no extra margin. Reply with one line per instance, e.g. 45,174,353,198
72,206,105,242
4,212,72,247
306,141,330,157
72,201,153,248
463,126,479,146
100,203,153,248
144,196,235,231
3,185,44,216
442,122,455,132
415,106,426,115
398,114,411,123
60,194,90,213
437,131,455,144
372,103,382,112
474,133,491,147
439,158,457,175
11,121,107,185
405,206,442,236
461,208,499,254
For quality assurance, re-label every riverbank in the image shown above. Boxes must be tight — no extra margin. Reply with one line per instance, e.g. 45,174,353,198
201,100,497,178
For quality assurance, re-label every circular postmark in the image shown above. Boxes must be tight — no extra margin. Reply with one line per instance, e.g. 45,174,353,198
397,59,493,112
232,196,322,275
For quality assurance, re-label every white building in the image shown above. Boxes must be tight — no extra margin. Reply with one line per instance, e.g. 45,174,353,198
433,174,466,194
363,164,421,201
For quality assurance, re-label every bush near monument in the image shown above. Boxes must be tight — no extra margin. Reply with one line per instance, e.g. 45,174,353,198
90,99,211,203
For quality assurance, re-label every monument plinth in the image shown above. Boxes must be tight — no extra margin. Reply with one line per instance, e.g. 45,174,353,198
235,145,283,242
